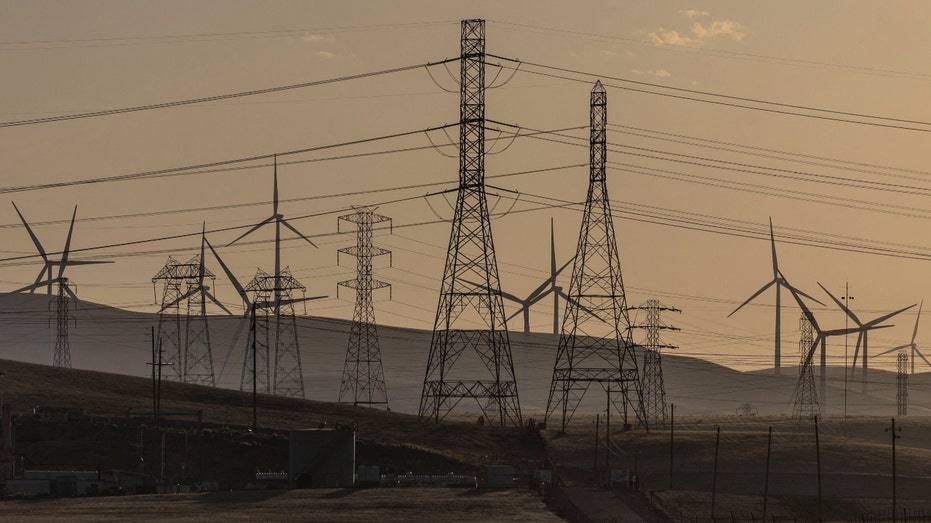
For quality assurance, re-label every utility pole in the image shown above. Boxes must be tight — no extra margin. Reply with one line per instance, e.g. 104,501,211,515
842,283,853,422
711,426,720,520
147,326,171,429
887,418,901,521
606,387,611,474
815,415,823,522
763,426,772,521
593,414,600,486
669,403,674,489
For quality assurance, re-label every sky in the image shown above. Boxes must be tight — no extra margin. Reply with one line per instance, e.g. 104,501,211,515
2,1,931,376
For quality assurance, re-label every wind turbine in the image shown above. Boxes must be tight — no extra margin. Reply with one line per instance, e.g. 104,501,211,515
728,218,822,375
500,219,574,334
11,202,113,367
227,155,318,319
875,301,929,374
819,283,914,390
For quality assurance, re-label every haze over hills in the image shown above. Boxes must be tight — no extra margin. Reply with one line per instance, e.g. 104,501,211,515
0,292,927,418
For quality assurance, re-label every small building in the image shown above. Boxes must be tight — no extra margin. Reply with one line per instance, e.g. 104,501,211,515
289,428,355,489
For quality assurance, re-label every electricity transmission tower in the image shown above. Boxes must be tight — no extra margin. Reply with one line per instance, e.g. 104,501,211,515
12,203,112,368
632,300,679,429
897,351,908,416
152,225,231,385
545,80,646,431
792,311,819,419
420,19,522,426
225,156,322,398
337,208,392,408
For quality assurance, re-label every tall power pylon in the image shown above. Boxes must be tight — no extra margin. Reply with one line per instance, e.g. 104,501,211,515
11,203,112,368
792,311,819,419
337,208,392,408
632,299,680,429
420,19,522,426
152,226,231,385
897,350,908,416
545,81,646,431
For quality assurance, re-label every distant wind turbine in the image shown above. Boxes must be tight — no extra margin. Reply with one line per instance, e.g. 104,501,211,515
728,218,822,375
875,301,929,374
819,282,914,390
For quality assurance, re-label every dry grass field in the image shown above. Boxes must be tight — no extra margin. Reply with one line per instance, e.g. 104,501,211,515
1,488,564,522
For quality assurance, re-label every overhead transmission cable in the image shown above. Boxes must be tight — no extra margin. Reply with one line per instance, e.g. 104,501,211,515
485,55,931,132
0,57,459,127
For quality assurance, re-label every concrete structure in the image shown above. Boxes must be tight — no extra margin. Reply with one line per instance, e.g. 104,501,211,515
288,428,355,489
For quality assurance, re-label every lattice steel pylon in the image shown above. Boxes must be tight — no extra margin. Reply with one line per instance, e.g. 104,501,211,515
419,19,522,426
545,81,647,431
152,225,231,385
632,300,680,429
11,203,112,368
897,350,908,416
337,208,392,408
792,311,819,419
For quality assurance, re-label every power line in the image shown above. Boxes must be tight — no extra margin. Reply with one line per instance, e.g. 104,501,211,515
486,55,931,132
0,58,459,127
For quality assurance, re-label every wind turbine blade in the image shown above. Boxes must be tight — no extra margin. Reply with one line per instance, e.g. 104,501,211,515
783,281,825,307
205,290,233,316
278,295,327,308
801,333,822,368
205,238,248,304
875,344,910,358
280,219,318,248
550,217,557,276
55,260,113,266
159,288,197,313
915,347,931,368
525,277,555,303
217,316,248,381
556,289,608,325
911,301,923,344
525,287,555,308
727,280,776,318
554,257,574,278
12,280,52,294
769,217,779,278
12,202,48,262
227,216,275,247
505,308,523,323
58,206,78,279
818,282,861,326
866,303,915,327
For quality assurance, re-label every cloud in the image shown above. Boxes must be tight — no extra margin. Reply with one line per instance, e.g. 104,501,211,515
691,20,746,41
677,9,709,18
648,28,699,46
647,18,746,47
300,33,336,44
315,50,336,59
631,68,672,79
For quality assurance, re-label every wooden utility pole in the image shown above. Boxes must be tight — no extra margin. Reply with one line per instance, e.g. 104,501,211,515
763,426,773,520
669,403,674,489
593,414,600,486
711,426,720,520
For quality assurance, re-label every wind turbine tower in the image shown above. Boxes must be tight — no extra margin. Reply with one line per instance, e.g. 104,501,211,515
152,225,232,386
337,207,392,409
729,219,822,376
545,80,646,431
12,203,112,368
419,19,522,426
227,156,320,398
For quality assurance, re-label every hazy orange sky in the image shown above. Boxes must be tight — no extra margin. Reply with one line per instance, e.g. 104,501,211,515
2,1,931,377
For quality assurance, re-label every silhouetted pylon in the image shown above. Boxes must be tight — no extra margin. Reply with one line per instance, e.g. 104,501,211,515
337,207,392,408
545,80,646,431
419,19,522,426
631,299,680,429
792,311,819,419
